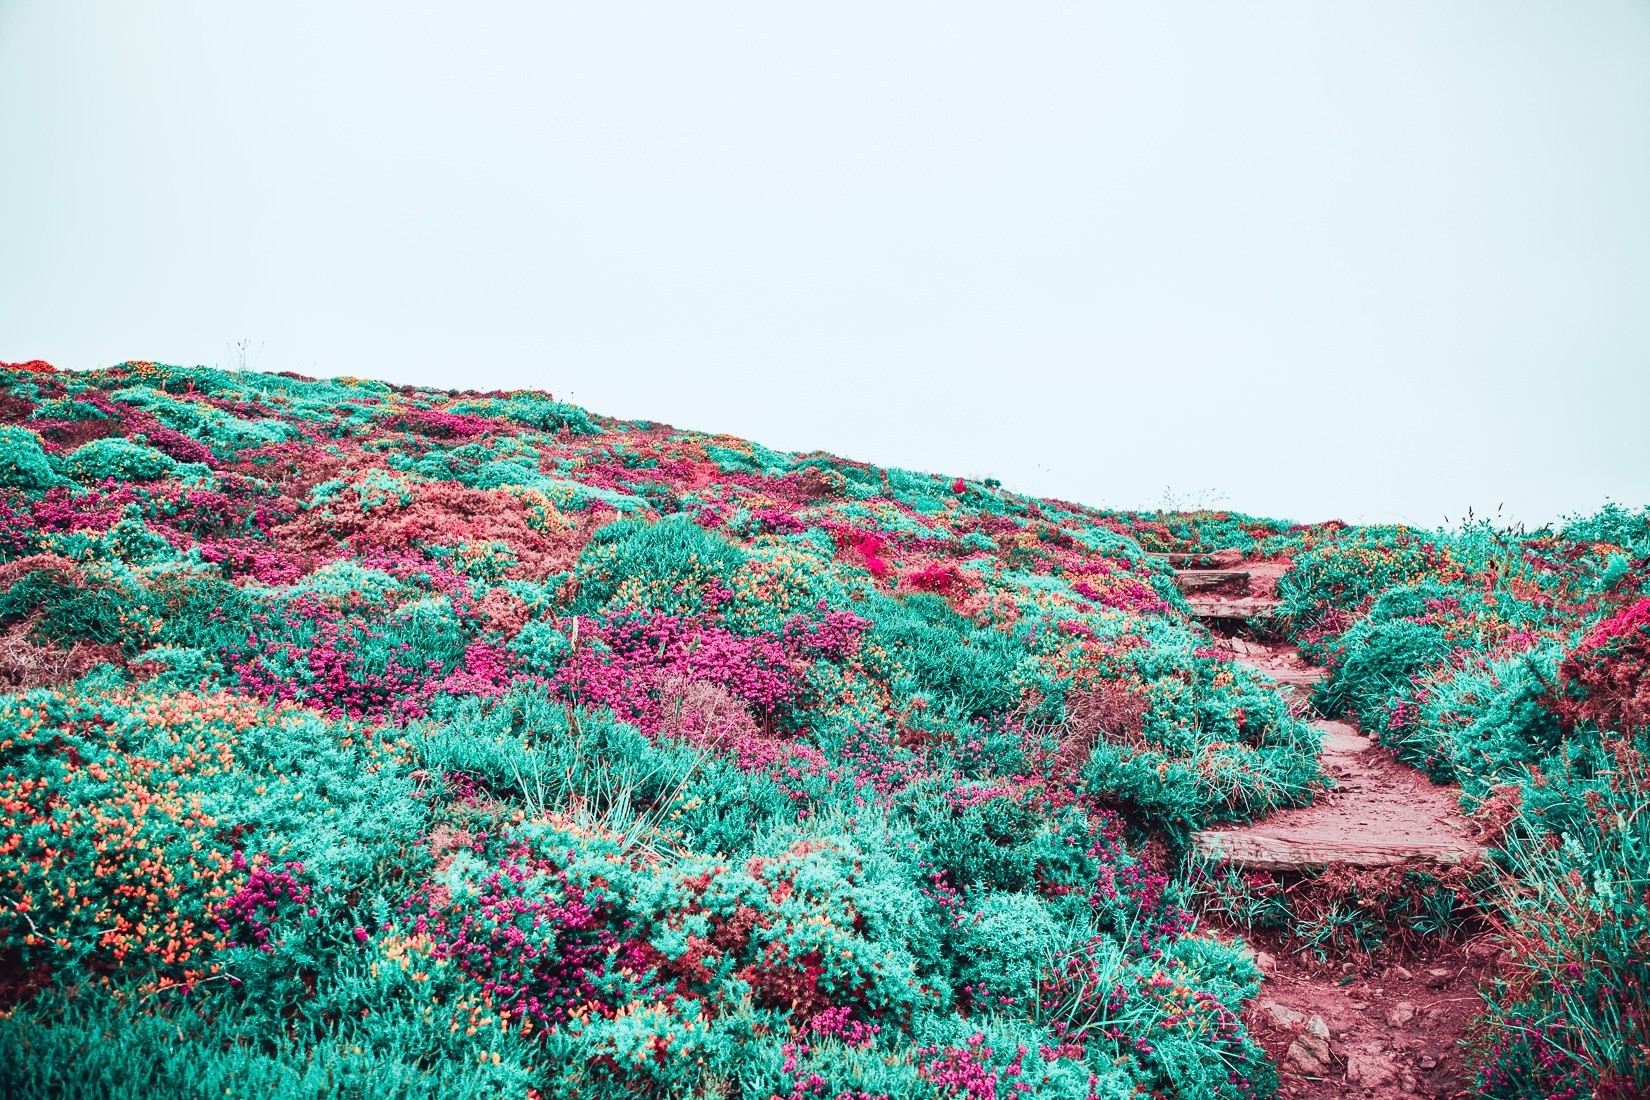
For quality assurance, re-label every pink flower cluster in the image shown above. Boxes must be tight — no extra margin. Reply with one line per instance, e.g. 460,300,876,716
416,840,653,1026
216,858,313,950
917,1034,1029,1100
555,609,861,732
806,1005,881,1048
223,599,441,721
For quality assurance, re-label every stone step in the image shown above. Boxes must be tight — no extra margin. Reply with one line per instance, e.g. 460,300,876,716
1148,550,1245,568
1174,569,1252,594
1150,551,1215,566
1188,596,1280,621
1191,830,1485,872
1262,665,1326,689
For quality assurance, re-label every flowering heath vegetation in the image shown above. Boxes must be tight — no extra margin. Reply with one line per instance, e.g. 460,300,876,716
0,359,1322,1099
0,358,1637,1098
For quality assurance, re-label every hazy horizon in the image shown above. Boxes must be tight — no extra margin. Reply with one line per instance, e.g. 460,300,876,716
4,3,1648,528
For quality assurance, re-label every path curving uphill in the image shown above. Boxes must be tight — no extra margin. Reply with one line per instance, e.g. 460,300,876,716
1161,554,1495,1100
1164,558,1485,873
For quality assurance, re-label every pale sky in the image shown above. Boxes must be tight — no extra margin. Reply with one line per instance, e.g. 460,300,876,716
3,3,1648,528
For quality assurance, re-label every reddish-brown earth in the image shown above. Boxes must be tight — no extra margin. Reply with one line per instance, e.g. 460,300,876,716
1174,559,1500,1099
1240,935,1500,1099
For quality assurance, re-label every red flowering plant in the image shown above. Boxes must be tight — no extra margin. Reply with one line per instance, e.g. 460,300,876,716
1551,597,1650,735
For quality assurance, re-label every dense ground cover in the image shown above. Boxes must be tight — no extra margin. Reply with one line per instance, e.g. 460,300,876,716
1162,506,1650,1099
0,361,1330,1099
1,361,1641,1099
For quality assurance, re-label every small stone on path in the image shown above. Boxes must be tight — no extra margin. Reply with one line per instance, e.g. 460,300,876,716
1260,1000,1306,1031
1385,1002,1415,1027
1346,1048,1399,1088
1287,1033,1331,1074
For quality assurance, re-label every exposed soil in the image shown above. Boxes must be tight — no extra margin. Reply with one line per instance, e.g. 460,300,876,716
1177,559,1499,1098
1240,936,1499,1099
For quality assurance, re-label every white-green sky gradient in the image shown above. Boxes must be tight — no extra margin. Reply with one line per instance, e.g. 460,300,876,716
3,3,1647,527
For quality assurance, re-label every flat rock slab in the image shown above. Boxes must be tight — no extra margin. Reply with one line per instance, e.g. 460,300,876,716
1175,569,1252,594
1318,722,1372,757
1264,665,1326,689
1214,637,1324,719
1149,550,1245,568
1223,637,1326,690
1195,831,1483,871
1189,596,1280,620
1193,716,1484,870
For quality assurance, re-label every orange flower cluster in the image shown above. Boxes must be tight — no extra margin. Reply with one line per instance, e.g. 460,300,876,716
0,691,259,976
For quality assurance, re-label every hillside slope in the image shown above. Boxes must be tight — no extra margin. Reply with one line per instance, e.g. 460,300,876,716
2,360,1643,1100
0,361,1321,1099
